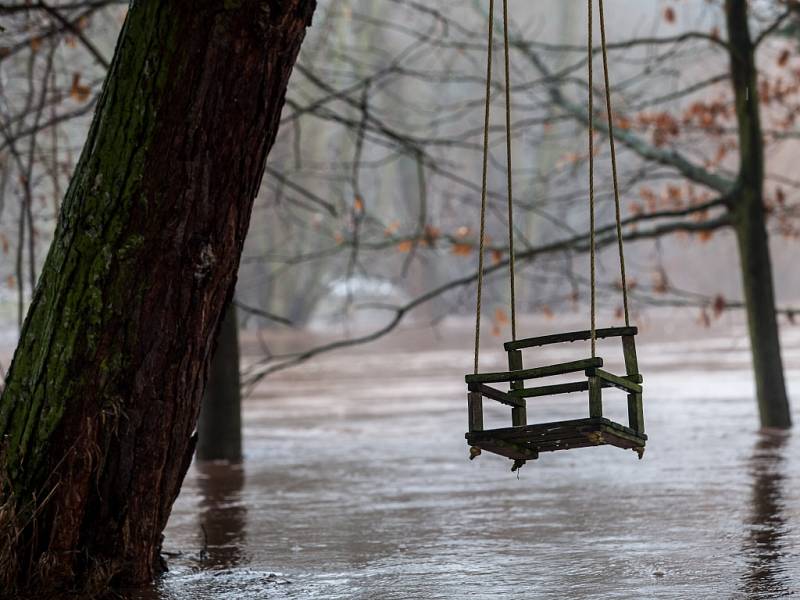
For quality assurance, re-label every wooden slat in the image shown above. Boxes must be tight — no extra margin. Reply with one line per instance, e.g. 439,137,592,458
467,392,483,432
588,375,603,418
622,334,645,434
508,350,527,427
510,381,589,398
467,418,647,457
465,358,603,385
504,326,638,351
589,368,643,394
469,417,647,449
476,428,603,448
518,428,643,452
510,378,638,399
622,334,640,374
468,383,525,408
467,417,646,444
628,392,645,436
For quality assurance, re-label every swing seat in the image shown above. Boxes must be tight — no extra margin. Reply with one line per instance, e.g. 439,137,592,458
465,326,646,464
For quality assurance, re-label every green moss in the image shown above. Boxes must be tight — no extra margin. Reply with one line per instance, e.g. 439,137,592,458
118,234,145,259
0,0,187,502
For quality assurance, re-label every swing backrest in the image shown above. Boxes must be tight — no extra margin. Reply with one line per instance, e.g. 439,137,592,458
503,326,637,352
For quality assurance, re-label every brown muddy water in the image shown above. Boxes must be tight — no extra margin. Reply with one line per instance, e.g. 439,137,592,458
124,317,799,599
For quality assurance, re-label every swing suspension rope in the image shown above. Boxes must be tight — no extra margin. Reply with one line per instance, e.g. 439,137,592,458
473,0,630,373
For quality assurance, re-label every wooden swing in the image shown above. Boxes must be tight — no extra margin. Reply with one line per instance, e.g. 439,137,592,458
465,0,646,470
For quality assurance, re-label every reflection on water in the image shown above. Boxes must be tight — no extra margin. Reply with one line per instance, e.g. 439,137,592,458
740,431,792,599
140,324,800,598
195,461,247,569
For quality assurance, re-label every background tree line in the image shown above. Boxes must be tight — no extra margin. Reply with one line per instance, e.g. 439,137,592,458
4,0,796,416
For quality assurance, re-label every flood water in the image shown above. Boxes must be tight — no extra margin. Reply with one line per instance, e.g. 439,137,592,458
131,316,799,599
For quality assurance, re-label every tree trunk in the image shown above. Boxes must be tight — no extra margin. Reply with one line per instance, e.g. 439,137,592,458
197,304,242,462
726,0,791,428
0,0,315,593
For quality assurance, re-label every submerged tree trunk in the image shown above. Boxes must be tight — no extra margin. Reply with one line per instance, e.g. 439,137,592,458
197,304,242,462
0,0,315,593
726,0,791,428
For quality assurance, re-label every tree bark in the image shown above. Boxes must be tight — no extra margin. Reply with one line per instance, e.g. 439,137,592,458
197,304,242,462
0,0,315,593
726,0,791,428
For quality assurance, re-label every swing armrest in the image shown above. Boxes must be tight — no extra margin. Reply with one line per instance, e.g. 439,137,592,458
587,368,643,394
467,383,526,408
504,326,638,351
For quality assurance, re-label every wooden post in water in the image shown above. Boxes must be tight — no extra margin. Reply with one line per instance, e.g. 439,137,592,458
197,304,243,461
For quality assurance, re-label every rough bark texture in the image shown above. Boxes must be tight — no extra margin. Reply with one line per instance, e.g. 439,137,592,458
0,0,315,592
197,304,242,462
726,0,791,428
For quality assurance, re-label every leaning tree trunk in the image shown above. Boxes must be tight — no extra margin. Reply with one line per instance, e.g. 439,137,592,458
0,0,315,593
197,304,243,462
726,0,791,428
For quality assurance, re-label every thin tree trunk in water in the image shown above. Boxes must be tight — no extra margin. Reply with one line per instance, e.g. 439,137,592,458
725,0,791,428
0,0,315,593
197,304,242,462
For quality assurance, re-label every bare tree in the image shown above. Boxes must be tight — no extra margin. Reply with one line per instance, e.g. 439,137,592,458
243,0,797,428
1,2,798,433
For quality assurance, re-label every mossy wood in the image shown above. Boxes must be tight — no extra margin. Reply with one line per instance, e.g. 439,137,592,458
468,383,524,408
507,375,641,399
504,326,637,351
588,368,643,394
508,349,526,427
466,330,645,466
465,357,602,384
467,417,646,456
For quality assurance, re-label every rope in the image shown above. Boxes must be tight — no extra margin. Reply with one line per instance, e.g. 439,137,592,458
598,0,630,326
474,0,495,375
587,0,597,358
502,0,517,342
473,0,628,374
